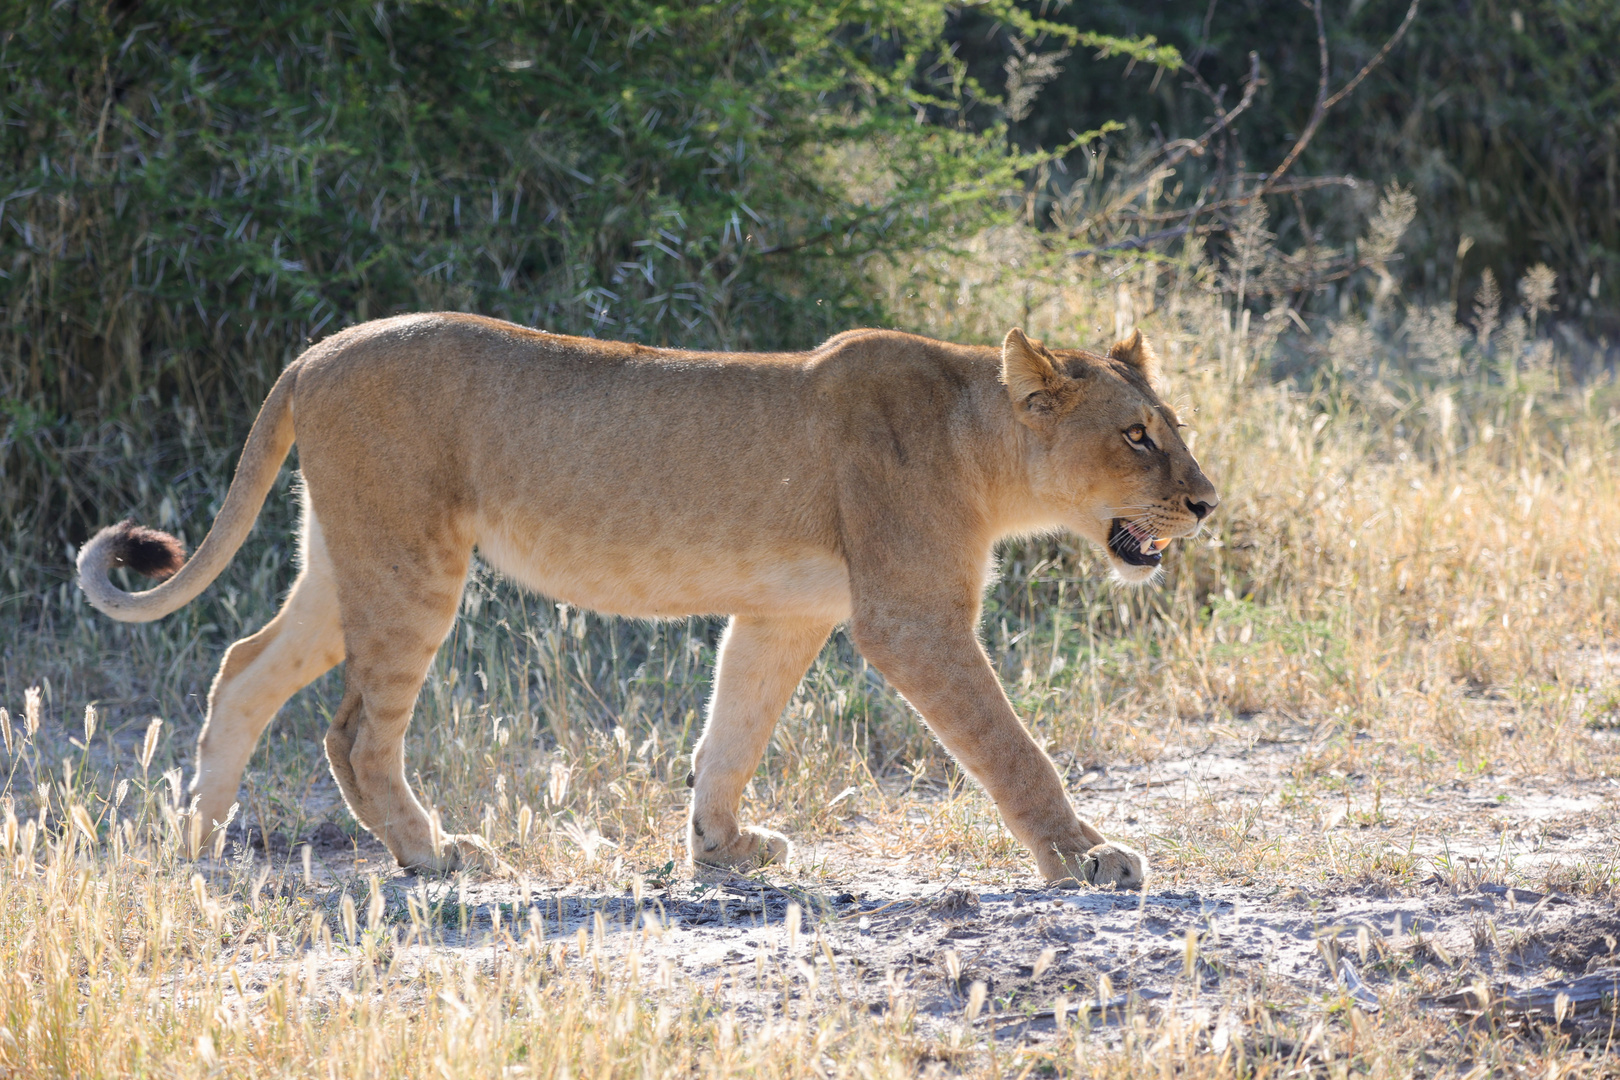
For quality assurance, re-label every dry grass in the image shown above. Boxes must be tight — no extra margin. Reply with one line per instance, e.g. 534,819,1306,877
2,234,1619,1075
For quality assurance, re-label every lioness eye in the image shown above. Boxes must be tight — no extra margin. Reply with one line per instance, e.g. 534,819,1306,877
1125,425,1147,444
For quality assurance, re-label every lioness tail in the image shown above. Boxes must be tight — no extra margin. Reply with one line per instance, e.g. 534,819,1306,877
77,362,300,623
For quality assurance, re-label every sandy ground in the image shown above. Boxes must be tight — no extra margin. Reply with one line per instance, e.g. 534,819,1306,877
219,724,1620,1045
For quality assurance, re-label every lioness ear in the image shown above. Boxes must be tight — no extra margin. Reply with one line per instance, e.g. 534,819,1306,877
1108,328,1163,389
1001,328,1078,423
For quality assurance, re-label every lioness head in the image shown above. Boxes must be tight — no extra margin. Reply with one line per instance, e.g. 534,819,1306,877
1001,326,1218,584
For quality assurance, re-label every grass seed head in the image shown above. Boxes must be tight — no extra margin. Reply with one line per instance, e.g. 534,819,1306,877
138,718,162,772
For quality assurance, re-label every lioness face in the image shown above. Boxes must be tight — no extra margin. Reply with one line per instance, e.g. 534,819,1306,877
1002,328,1219,584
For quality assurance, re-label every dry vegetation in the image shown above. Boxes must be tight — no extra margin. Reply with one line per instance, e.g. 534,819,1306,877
2,223,1619,1077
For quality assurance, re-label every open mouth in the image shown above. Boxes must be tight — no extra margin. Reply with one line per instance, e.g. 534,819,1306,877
1107,519,1173,568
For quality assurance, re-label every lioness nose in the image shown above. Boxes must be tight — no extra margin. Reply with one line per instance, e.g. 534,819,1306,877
1187,498,1214,520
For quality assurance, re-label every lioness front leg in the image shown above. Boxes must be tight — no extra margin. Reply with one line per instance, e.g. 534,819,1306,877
688,615,834,871
851,609,1145,889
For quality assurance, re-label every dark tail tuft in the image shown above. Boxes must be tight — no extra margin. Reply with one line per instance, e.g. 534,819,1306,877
100,520,186,581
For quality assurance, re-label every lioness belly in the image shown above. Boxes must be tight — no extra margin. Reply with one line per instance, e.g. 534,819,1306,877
475,521,852,621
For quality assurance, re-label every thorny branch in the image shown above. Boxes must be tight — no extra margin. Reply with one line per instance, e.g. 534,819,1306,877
1115,176,1360,226
1078,50,1264,234
1065,222,1225,260
1263,0,1420,192
1064,0,1420,301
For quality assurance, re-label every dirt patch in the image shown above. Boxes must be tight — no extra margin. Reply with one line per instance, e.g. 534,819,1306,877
230,853,1620,1045
1528,913,1620,973
211,728,1620,1042
438,870,1604,1031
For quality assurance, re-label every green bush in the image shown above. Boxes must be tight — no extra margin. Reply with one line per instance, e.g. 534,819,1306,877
2,1,1016,413
1,0,1085,578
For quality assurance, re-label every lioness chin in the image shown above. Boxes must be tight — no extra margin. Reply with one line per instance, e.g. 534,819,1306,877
77,314,1216,889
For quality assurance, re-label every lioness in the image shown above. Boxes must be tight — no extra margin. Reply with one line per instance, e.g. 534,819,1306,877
78,314,1216,888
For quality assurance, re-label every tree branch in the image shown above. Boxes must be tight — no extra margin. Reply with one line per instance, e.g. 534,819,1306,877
1323,0,1420,112
1161,51,1262,175
1068,51,1261,240
1262,0,1419,192
1066,222,1226,260
1114,176,1359,225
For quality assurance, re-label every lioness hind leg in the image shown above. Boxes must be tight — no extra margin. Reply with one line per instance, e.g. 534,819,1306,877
321,533,507,876
187,523,345,856
688,616,833,871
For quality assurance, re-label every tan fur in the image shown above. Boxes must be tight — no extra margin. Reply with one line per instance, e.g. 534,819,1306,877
77,314,1217,887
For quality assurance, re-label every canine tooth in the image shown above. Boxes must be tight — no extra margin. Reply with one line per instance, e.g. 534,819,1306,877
1150,537,1172,552
1140,537,1153,554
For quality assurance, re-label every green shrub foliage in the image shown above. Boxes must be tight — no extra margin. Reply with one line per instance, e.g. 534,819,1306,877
0,0,1069,421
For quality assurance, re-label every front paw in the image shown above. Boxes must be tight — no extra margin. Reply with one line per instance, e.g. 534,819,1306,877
403,833,514,878
1047,842,1147,891
690,824,791,873
447,833,515,877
